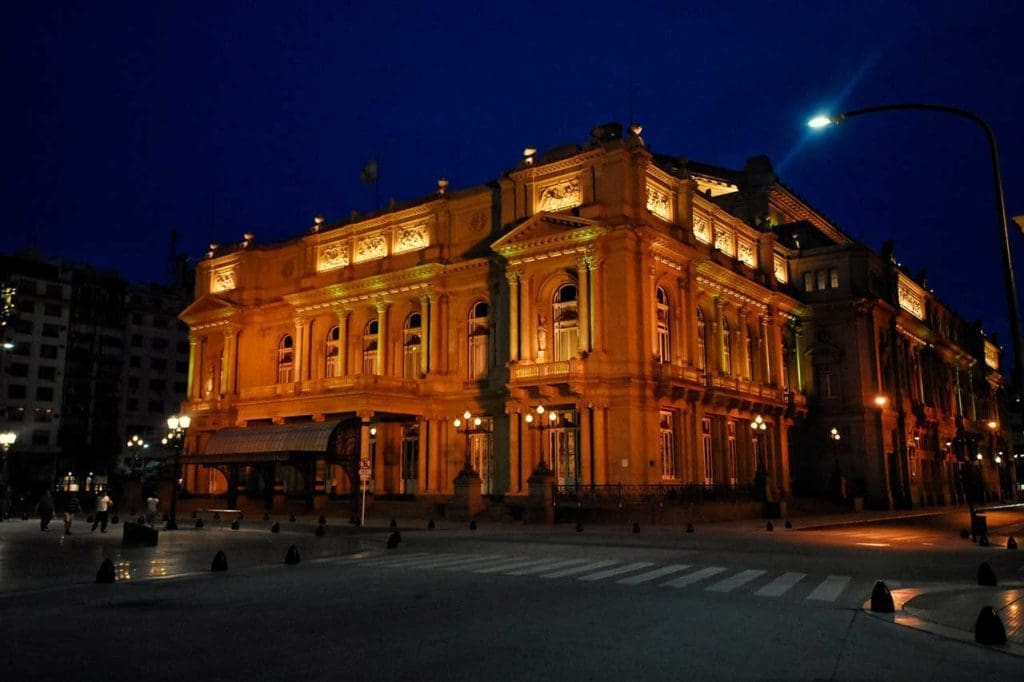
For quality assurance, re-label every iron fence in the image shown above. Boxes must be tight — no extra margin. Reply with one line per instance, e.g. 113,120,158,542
554,483,758,507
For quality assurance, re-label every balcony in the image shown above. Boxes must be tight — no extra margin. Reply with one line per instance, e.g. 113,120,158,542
511,359,578,383
237,374,422,402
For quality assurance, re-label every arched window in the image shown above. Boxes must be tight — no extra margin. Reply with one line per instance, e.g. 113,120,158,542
325,326,341,378
721,317,732,375
403,313,422,379
277,335,294,383
745,327,755,380
656,287,671,364
468,301,489,379
659,410,678,480
363,319,378,375
552,284,578,361
696,308,707,371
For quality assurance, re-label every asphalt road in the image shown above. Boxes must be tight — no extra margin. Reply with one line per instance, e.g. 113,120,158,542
1,510,1022,680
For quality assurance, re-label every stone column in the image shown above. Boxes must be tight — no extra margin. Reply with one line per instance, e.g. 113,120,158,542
579,402,593,486
521,274,534,361
590,258,604,352
428,292,441,374
417,417,429,492
677,275,689,365
187,332,200,400
293,317,306,383
760,314,771,385
334,307,350,376
737,308,750,380
375,301,389,376
592,404,608,484
222,326,238,395
418,293,430,375
507,270,520,362
713,297,725,374
576,257,590,353
793,324,804,392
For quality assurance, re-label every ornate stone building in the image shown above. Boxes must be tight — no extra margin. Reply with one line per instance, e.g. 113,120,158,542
178,123,1010,514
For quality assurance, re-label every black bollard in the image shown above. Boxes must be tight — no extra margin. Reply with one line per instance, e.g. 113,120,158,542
960,528,970,540
766,521,774,532
285,545,300,564
784,519,792,529
288,514,296,523
21,511,29,520
686,522,695,534
389,518,398,529
979,535,991,547
271,522,280,534
469,520,477,531
632,522,640,534
211,550,228,572
238,512,244,521
315,524,325,537
195,518,204,529
1007,536,1017,550
111,514,119,525
974,606,1007,645
213,512,220,521
318,514,327,526
137,516,146,525
96,558,116,584
427,519,435,530
263,512,270,521
386,530,401,549
978,562,997,586
870,580,895,613
191,511,197,519
230,520,240,530
576,522,584,533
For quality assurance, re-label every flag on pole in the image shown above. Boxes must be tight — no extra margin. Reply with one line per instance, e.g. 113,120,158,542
360,158,378,184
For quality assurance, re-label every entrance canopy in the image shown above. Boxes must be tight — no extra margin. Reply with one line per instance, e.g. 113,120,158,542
182,420,341,465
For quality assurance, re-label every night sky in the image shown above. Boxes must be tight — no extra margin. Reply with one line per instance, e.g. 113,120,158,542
6,1,1023,369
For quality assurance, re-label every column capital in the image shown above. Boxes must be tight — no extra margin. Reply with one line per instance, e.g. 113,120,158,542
373,298,391,314
293,316,308,329
505,268,522,285
188,331,200,344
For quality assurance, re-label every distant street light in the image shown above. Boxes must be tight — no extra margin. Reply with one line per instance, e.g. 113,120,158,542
807,103,1024,394
164,414,191,530
750,415,768,499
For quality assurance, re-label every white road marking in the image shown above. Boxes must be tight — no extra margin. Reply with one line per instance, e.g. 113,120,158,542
540,560,619,579
755,571,806,597
807,575,851,601
578,562,655,582
504,558,591,576
617,564,692,585
706,569,766,593
474,558,553,574
662,566,728,588
408,554,504,569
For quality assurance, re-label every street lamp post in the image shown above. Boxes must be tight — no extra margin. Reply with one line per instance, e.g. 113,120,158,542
809,103,1024,394
829,427,845,503
1,431,16,521
525,405,559,475
750,414,768,500
452,410,488,476
164,414,191,530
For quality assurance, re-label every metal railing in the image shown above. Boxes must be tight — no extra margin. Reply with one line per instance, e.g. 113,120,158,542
554,483,758,507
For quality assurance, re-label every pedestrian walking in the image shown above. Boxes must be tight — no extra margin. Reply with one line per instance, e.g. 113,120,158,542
63,492,80,535
145,495,159,526
91,491,112,533
37,490,54,531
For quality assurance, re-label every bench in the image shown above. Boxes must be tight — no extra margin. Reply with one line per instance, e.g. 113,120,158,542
193,508,244,523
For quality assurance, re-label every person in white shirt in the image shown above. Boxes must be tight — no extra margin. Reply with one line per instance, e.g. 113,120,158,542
91,492,112,533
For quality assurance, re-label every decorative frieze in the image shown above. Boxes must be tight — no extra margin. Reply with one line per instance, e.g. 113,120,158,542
354,233,388,263
210,265,237,293
646,183,672,221
713,225,735,257
693,214,711,244
393,223,429,254
317,241,350,272
537,177,581,212
736,237,756,268
984,340,999,370
773,255,788,283
896,274,925,320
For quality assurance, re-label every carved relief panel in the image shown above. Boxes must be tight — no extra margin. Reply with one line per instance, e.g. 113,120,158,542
392,223,429,254
210,264,238,293
713,225,735,257
773,255,788,283
353,232,388,263
646,182,672,221
536,176,582,212
736,237,756,268
896,275,925,320
317,240,350,272
693,213,711,244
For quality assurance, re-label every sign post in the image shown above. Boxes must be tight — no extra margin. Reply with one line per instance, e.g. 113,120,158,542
359,458,371,526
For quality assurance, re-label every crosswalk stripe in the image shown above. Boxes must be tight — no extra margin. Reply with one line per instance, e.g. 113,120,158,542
806,575,850,601
706,569,766,593
504,558,591,576
475,558,552,574
408,554,504,569
356,552,433,566
578,562,655,582
540,560,619,579
617,564,692,585
375,553,460,568
755,571,806,597
439,555,516,571
662,566,727,588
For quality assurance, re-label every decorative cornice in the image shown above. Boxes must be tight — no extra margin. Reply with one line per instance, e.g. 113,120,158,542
508,148,605,181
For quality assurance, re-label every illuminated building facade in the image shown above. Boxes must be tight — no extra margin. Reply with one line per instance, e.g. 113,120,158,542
179,123,1010,514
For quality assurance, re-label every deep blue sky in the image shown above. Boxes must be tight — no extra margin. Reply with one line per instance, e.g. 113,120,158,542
5,1,1023,368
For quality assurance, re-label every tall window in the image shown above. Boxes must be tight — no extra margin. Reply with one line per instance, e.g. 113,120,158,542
701,418,714,486
362,320,378,375
829,268,839,289
721,318,732,375
403,313,422,379
727,421,738,485
656,287,671,364
468,301,489,379
326,326,341,378
551,409,580,487
697,308,707,371
553,284,579,361
277,335,294,383
659,410,678,480
745,328,755,380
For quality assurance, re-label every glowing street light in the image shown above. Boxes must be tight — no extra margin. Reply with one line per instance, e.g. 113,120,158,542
525,405,559,474
164,414,191,530
453,410,487,474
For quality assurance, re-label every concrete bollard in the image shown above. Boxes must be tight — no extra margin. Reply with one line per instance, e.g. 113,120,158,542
469,520,477,531
213,512,220,521
288,514,296,523
686,522,695,533
974,606,1007,645
575,522,584,533
318,515,326,526
632,522,640,534
96,558,116,584
195,519,204,529
211,550,228,572
1007,536,1017,550
285,545,300,564
315,524,325,537
870,580,895,613
784,519,792,529
428,519,435,530
977,562,997,586
389,518,398,529
386,531,401,549
271,522,280,534
766,521,774,532
230,520,240,530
